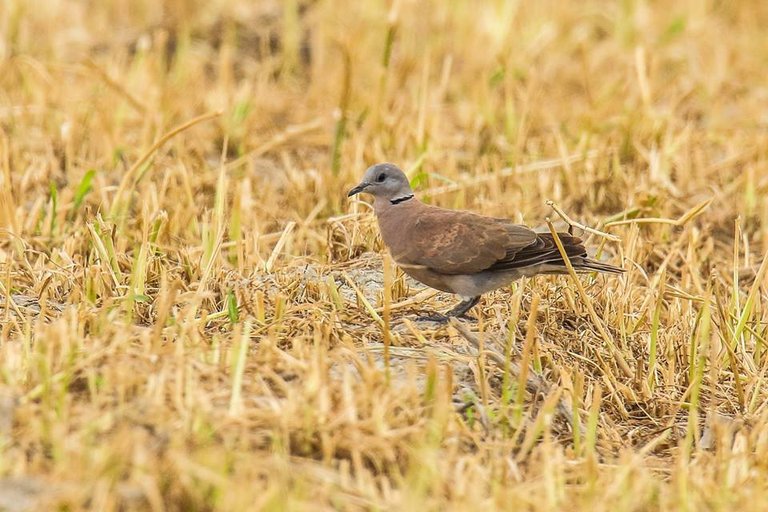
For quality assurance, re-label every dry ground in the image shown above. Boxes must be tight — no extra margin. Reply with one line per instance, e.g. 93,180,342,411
2,0,768,510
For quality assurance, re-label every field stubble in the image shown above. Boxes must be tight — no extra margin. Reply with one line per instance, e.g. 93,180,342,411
2,0,768,510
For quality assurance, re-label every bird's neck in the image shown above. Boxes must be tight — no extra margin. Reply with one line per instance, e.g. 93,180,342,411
374,196,420,255
389,194,414,205
374,194,415,213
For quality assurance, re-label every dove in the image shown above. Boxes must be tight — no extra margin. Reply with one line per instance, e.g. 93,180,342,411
347,163,623,321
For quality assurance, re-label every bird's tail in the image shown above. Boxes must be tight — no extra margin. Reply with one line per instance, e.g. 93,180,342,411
541,231,624,274
572,257,624,274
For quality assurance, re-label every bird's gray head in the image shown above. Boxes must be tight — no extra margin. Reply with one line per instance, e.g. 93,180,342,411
347,163,414,204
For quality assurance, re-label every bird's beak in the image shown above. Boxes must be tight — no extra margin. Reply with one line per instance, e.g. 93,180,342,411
347,182,369,197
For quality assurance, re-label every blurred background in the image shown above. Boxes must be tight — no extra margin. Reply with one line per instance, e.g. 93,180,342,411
3,1,767,243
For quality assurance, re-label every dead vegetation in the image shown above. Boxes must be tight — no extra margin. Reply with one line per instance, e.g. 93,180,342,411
2,0,768,510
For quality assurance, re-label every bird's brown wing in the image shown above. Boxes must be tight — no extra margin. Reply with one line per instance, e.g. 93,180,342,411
392,207,538,275
487,232,587,271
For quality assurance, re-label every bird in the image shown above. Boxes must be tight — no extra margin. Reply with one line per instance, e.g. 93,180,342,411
347,162,623,321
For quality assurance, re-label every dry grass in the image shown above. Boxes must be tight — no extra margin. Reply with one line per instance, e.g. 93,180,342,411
2,0,768,510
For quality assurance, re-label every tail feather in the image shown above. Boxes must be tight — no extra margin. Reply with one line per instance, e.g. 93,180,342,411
572,257,624,274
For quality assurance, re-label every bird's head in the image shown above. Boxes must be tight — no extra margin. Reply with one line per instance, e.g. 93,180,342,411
347,163,414,203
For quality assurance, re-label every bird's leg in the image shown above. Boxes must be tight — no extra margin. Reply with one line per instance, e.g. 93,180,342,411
446,296,481,318
416,297,481,323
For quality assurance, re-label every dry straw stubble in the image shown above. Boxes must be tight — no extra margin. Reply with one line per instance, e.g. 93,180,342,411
2,0,768,510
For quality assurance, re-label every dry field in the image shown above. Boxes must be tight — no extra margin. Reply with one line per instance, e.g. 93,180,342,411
2,0,768,510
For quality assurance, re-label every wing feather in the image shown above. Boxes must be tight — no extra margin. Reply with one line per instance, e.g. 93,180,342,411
391,207,538,275
488,232,587,271
380,202,616,277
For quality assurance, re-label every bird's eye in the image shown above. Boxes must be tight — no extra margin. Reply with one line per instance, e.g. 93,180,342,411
376,173,386,182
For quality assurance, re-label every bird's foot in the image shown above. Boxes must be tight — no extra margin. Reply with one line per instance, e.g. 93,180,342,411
415,312,450,323
415,312,474,323
414,297,481,324
445,296,481,320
